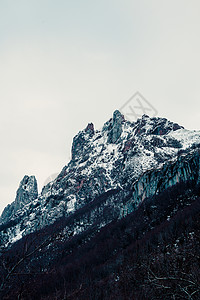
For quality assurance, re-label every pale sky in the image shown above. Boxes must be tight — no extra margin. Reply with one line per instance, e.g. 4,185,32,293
1,0,200,214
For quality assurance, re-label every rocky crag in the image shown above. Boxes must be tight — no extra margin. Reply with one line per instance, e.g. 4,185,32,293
1,111,200,248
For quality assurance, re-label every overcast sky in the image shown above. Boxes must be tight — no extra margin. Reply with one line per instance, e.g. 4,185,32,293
1,0,200,214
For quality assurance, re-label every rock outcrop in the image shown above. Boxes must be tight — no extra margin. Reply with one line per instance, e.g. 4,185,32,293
71,123,95,161
0,175,38,225
107,110,125,143
0,111,200,248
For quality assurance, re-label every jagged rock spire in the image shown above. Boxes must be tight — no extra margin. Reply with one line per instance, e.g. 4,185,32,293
0,175,38,224
71,123,95,161
15,175,38,207
107,110,125,143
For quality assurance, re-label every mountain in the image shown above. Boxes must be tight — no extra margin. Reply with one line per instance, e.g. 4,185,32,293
0,111,198,246
0,111,200,299
0,175,38,226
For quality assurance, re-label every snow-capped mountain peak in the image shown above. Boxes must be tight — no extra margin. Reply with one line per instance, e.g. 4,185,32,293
0,112,200,248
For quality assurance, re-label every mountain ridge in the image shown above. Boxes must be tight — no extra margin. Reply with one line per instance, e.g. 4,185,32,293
0,111,199,248
1,111,200,299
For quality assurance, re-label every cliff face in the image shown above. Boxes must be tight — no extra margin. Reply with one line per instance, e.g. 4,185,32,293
122,150,200,216
0,111,200,248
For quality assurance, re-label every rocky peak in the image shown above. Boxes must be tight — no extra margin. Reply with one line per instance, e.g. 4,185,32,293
1,110,198,248
85,123,95,136
15,175,38,206
134,114,184,136
0,175,38,225
71,123,95,161
107,110,125,143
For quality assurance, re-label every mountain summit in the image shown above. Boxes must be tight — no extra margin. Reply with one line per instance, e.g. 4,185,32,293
0,175,38,225
0,111,200,299
0,111,199,247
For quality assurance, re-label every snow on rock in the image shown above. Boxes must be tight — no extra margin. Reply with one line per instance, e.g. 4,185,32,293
67,195,76,212
1,112,200,248
0,175,38,225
